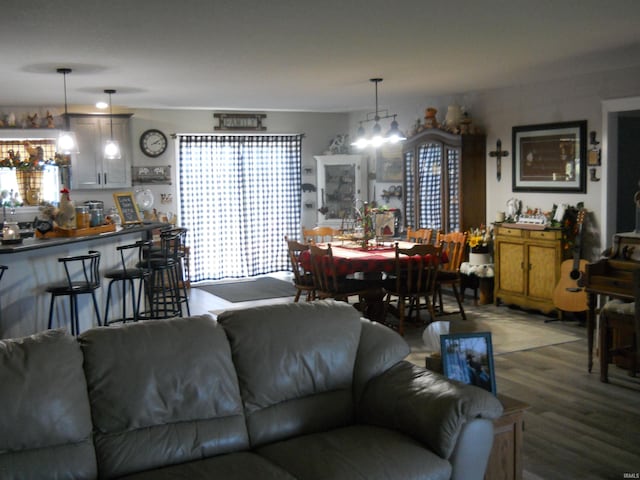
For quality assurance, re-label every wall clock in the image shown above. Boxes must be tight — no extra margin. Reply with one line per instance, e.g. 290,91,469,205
139,129,168,157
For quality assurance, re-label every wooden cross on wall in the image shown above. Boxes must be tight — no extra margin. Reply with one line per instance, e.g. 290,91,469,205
489,139,509,181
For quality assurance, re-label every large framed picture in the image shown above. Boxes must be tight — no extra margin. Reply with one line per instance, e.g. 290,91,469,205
512,120,587,193
440,332,496,394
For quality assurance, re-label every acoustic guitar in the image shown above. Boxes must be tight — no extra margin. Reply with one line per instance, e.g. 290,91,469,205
552,209,588,312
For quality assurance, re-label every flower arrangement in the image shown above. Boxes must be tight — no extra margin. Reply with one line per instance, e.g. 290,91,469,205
467,224,493,252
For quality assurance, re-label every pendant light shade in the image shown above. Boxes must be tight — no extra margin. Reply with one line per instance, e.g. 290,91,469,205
351,78,406,149
103,89,121,160
56,68,79,155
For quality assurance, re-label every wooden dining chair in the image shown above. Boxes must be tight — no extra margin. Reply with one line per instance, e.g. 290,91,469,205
434,230,468,320
406,227,434,245
285,236,315,302
308,243,375,304
303,226,338,244
383,243,442,336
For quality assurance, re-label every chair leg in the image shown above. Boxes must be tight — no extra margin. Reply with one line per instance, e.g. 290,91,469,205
104,280,115,325
294,288,302,303
48,294,56,330
452,284,466,320
91,292,102,327
600,321,610,383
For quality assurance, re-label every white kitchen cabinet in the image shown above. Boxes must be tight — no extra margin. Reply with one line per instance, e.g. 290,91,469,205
67,113,133,190
314,154,368,228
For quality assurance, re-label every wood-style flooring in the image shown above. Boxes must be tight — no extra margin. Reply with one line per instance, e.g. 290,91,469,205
186,281,640,480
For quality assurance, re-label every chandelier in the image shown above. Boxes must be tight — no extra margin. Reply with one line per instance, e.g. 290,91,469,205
351,78,405,149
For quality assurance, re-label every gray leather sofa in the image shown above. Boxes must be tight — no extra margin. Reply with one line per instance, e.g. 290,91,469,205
0,300,503,479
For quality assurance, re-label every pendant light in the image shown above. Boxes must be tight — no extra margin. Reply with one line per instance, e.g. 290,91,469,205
351,78,406,149
103,89,121,160
56,68,79,155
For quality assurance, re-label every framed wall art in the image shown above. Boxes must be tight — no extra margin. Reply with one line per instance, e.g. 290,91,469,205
440,332,496,395
375,143,403,182
132,165,172,185
512,120,587,193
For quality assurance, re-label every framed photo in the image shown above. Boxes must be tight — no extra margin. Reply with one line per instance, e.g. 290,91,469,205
440,332,496,394
132,165,171,185
376,143,403,182
512,120,587,193
113,192,142,225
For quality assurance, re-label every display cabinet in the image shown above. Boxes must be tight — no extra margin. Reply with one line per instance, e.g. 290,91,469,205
67,113,133,190
403,129,485,233
494,225,567,314
314,154,368,228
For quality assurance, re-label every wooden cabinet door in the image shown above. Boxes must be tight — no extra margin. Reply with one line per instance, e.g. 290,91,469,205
498,240,525,295
527,243,559,301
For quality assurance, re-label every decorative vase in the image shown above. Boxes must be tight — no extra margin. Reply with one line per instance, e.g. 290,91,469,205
15,170,44,206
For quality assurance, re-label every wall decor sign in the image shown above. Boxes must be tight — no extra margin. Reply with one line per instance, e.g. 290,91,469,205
376,143,403,182
214,113,267,131
512,120,587,193
132,165,172,185
440,332,496,395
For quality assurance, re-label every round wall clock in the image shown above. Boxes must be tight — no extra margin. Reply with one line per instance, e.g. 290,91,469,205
139,129,168,157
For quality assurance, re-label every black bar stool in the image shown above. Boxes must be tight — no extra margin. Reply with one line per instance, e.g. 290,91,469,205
46,251,102,335
138,229,184,320
103,240,152,325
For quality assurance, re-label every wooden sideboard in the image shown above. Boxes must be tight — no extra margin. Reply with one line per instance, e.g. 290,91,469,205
494,225,567,314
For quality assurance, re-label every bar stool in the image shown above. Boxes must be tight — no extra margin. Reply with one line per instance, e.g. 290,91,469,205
138,229,185,319
103,240,152,325
46,251,102,335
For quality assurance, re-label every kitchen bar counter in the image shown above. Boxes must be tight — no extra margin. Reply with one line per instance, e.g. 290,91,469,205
0,222,170,339
0,222,165,254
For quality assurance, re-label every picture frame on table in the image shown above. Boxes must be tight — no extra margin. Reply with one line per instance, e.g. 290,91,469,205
113,192,142,225
440,332,497,395
512,120,587,193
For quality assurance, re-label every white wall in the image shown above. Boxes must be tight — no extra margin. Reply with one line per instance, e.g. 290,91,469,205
351,64,640,260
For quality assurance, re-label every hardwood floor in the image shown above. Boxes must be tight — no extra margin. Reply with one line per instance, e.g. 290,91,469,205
185,281,640,480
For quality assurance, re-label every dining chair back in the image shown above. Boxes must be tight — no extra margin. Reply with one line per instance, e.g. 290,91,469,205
303,226,338,244
285,236,315,302
434,230,468,319
406,227,434,244
308,243,374,303
384,243,442,335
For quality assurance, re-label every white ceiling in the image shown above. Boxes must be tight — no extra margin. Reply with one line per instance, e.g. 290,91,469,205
2,0,640,113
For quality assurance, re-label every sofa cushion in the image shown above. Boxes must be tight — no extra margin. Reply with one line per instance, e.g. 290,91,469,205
117,451,297,480
218,300,362,447
256,424,451,480
79,315,248,478
0,329,97,478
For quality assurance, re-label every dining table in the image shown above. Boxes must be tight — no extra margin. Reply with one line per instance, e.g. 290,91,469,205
299,240,447,325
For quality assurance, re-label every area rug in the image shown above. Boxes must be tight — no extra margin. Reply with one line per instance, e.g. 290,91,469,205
195,277,296,303
403,303,582,366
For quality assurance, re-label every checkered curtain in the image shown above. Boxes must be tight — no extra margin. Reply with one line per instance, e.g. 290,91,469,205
403,150,415,228
178,134,302,281
447,149,461,231
418,142,443,230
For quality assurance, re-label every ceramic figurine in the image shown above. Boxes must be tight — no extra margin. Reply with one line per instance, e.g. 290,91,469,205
56,188,76,229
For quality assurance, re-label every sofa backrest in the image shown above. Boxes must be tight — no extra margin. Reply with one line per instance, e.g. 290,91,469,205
218,300,363,447
0,329,97,478
79,315,248,478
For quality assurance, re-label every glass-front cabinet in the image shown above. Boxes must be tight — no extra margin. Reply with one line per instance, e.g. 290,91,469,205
403,129,485,233
314,154,368,228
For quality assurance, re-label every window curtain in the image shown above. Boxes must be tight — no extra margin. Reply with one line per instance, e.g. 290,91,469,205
178,134,302,281
418,143,443,230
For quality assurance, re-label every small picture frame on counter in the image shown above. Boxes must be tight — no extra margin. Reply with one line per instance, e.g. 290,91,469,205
113,192,142,225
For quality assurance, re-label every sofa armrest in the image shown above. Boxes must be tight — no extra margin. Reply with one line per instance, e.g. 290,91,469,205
358,361,503,460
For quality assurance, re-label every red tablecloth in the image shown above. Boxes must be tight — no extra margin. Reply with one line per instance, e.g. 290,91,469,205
299,242,445,276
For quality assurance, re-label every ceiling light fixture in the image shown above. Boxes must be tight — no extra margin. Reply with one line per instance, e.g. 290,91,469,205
352,78,406,149
103,89,121,160
56,68,79,155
